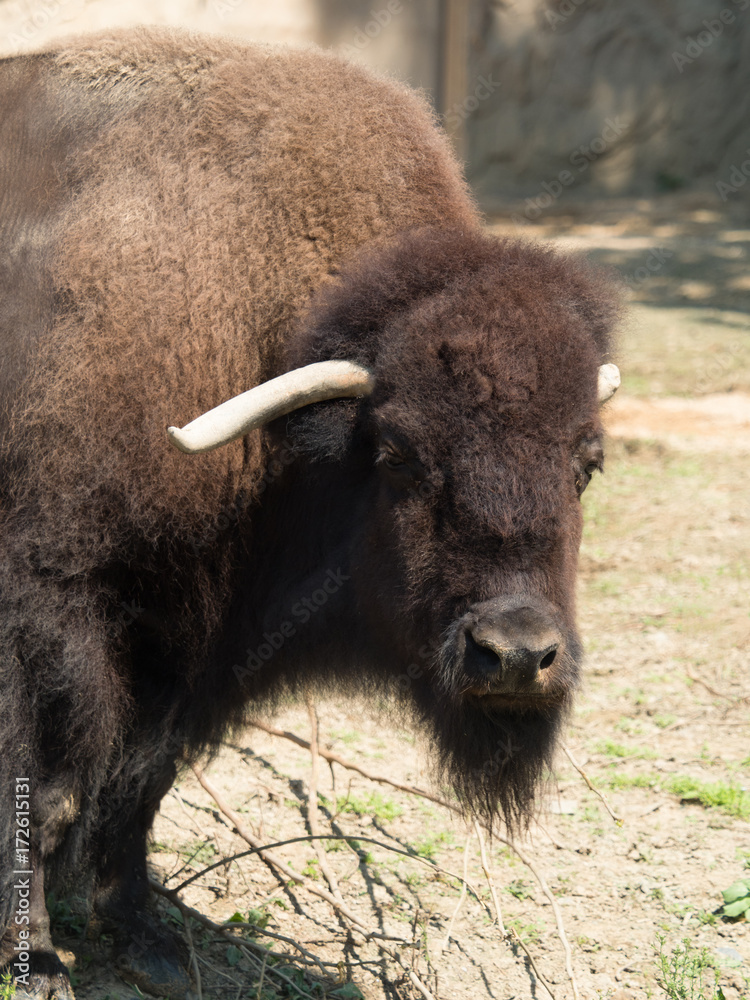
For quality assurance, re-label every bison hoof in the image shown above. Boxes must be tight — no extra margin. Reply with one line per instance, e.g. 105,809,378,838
115,950,192,999
12,969,76,1000
113,920,193,999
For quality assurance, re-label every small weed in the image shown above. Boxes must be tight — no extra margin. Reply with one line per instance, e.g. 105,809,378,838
616,716,645,735
185,839,217,865
225,944,242,967
226,907,271,931
333,791,403,822
506,879,534,901
575,935,601,952
654,714,677,729
403,872,426,887
596,739,657,760
600,772,750,819
301,857,320,879
411,830,453,861
694,910,719,927
654,935,721,999
553,874,573,896
329,729,360,746
507,917,544,944
1,971,16,1000
604,773,657,790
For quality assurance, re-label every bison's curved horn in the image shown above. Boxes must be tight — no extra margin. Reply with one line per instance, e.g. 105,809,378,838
168,360,374,454
597,363,620,404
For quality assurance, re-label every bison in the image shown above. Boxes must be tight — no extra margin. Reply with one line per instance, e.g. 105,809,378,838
0,26,621,1000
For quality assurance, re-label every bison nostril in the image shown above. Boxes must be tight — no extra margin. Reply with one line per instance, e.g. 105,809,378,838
465,631,502,676
540,647,558,670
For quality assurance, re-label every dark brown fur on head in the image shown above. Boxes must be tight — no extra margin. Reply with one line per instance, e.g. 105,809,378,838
284,226,620,828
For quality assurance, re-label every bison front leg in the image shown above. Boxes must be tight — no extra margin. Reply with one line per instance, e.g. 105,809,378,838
0,845,75,1000
92,761,194,999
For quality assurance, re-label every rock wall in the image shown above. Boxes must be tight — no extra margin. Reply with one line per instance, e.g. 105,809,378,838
465,0,750,204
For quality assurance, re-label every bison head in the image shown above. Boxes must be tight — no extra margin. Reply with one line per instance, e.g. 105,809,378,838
169,228,621,828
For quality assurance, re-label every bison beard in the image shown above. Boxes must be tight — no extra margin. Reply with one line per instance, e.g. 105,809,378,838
0,26,621,1000
432,620,579,830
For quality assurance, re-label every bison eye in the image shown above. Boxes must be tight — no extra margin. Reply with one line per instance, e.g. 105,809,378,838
382,449,406,470
376,442,427,489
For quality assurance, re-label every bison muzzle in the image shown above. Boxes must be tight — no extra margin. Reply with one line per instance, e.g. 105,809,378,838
0,26,621,1000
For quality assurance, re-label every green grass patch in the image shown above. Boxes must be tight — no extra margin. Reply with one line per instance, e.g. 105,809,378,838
654,714,677,729
663,777,750,819
410,830,454,861
329,729,360,746
185,839,218,865
506,917,545,944
595,739,658,760
332,790,403,822
603,771,750,819
604,773,657,790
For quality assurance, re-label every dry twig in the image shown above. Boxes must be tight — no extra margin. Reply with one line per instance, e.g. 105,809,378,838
685,668,750,705
498,835,580,1000
305,695,346,906
239,725,583,999
440,831,471,953
192,764,370,932
183,913,203,1000
150,879,326,998
473,819,506,937
510,928,556,1000
192,763,439,1000
245,721,449,809
563,744,623,825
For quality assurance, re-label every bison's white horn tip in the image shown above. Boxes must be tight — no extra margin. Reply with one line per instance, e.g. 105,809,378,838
597,363,620,404
167,425,193,453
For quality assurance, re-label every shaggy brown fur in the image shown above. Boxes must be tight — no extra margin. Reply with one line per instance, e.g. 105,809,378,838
0,27,619,1000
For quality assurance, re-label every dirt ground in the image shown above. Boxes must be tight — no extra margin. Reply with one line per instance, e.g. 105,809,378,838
51,194,750,1000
